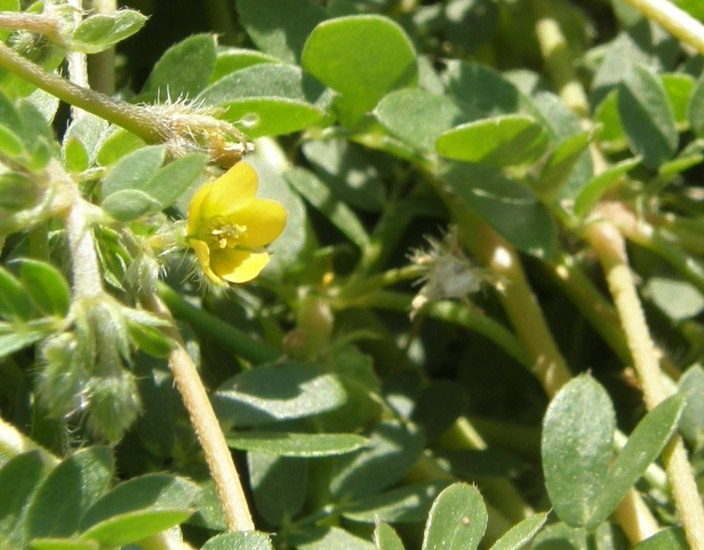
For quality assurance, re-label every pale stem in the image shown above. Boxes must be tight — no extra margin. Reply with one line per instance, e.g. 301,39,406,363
0,12,63,42
585,220,704,550
531,0,590,117
147,295,255,532
623,0,704,56
48,162,104,300
66,0,88,120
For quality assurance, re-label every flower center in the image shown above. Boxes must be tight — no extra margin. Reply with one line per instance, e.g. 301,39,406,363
207,219,247,249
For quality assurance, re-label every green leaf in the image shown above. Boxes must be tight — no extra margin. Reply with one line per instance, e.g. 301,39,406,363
594,90,628,153
0,266,34,321
95,129,145,166
645,276,704,320
26,447,114,539
302,15,417,124
422,483,487,550
127,322,174,358
330,421,424,500
689,73,704,138
30,539,99,550
211,48,281,83
375,88,464,152
633,527,687,549
436,115,549,167
202,531,274,550
573,157,640,218
0,331,48,359
70,9,147,53
142,153,207,209
0,124,24,158
441,61,523,118
542,374,615,527
142,34,217,99
661,73,695,129
212,362,347,427
0,451,52,548
588,395,685,527
678,366,704,449
79,474,198,533
341,482,448,523
374,523,405,550
285,167,370,248
80,510,193,546
62,137,90,173
19,260,70,318
197,64,327,137
301,138,387,212
290,526,375,549
228,432,368,456
536,131,592,196
248,453,305,526
618,65,678,169
0,171,40,211
236,0,327,64
442,163,557,258
488,512,548,550
62,114,109,172
101,189,162,222
101,145,166,197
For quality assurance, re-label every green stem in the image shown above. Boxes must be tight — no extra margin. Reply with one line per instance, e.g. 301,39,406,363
586,220,704,550
0,41,166,142
458,215,572,397
544,253,631,365
157,282,280,365
623,0,704,56
344,289,530,368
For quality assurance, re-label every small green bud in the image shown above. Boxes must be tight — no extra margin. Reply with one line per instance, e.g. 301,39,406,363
86,370,140,442
39,333,90,419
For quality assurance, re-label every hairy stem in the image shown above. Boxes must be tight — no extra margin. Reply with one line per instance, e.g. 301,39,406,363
586,220,704,549
0,41,166,142
147,294,255,532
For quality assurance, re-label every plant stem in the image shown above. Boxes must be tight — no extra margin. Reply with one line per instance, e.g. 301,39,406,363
343,290,530,368
0,12,63,43
585,220,704,549
530,0,590,117
147,294,255,532
623,0,704,56
461,218,572,396
89,0,117,94
0,41,167,142
157,283,279,365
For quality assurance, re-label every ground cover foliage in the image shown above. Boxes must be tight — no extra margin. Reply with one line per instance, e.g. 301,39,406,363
1,0,704,548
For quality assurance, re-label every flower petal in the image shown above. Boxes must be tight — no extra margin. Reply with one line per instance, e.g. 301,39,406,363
227,198,288,247
189,239,225,285
211,249,271,283
188,162,258,231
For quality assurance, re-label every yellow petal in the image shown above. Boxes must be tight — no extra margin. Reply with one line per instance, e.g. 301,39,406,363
211,249,271,283
226,198,288,247
188,162,258,232
189,239,225,285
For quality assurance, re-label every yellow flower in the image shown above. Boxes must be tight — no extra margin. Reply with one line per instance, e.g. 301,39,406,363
187,162,287,284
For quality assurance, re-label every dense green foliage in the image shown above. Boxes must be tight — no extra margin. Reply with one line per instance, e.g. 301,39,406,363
1,0,704,548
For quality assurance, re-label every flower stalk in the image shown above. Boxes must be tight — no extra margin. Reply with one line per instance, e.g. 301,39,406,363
623,0,704,56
